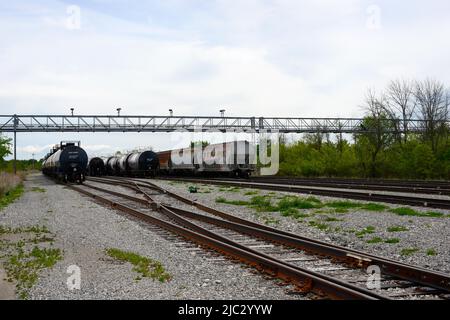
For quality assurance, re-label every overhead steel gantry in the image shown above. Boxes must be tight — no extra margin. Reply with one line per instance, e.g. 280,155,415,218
0,114,440,133
1,114,446,173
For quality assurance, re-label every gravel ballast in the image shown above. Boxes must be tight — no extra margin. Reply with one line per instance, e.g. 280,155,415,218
0,174,305,300
147,179,450,274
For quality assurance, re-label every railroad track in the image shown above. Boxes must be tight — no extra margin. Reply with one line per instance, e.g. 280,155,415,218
250,177,450,189
229,177,450,196
71,176,450,300
154,177,450,210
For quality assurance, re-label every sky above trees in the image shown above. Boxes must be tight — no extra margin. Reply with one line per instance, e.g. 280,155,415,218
1,0,450,159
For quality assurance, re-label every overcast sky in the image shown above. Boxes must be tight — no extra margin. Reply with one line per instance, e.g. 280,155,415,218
1,0,450,159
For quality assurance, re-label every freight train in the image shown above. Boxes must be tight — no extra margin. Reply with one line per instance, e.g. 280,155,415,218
101,151,159,177
88,157,106,176
42,141,88,183
157,141,255,178
90,140,255,178
43,140,255,182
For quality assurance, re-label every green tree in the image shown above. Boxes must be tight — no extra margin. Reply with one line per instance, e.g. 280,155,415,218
0,135,12,165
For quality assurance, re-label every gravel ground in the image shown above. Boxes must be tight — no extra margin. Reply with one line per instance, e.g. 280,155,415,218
0,173,306,300
147,179,450,274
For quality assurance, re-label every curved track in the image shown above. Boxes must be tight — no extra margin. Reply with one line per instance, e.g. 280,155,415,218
70,176,450,300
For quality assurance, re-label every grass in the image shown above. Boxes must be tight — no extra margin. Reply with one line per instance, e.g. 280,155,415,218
390,207,445,218
305,196,322,204
0,224,59,299
277,196,317,211
384,238,400,244
324,216,343,222
4,246,62,299
333,208,349,213
0,225,50,236
324,201,387,212
426,249,437,256
0,184,24,210
105,248,171,282
215,197,249,206
366,237,383,244
308,220,330,231
387,225,409,232
355,226,375,238
244,190,259,196
248,195,277,212
218,186,241,192
400,248,419,256
31,187,46,193
260,215,280,225
325,201,361,209
362,203,387,211
367,237,401,244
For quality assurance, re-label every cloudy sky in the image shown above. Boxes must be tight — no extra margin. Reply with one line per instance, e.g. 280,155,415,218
1,0,450,159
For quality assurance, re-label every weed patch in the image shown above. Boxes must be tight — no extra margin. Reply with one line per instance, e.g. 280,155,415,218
105,248,171,282
362,203,387,211
308,220,330,231
390,207,444,218
387,225,409,232
0,224,59,299
400,248,419,256
384,238,400,244
366,237,383,244
355,226,375,238
0,184,24,210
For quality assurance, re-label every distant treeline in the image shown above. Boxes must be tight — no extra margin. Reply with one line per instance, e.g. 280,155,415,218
0,135,41,172
0,159,42,173
278,79,450,179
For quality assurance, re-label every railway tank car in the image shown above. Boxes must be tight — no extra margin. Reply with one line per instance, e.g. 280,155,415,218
157,140,255,178
118,154,130,175
88,157,106,176
126,150,159,177
105,156,120,175
42,141,88,183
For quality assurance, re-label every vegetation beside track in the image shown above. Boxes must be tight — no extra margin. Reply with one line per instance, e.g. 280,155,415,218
0,168,25,212
215,194,447,219
105,248,171,282
0,225,60,299
211,189,444,258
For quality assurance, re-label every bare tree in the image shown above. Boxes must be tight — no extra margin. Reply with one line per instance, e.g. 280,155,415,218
414,79,449,152
385,79,416,144
356,89,395,177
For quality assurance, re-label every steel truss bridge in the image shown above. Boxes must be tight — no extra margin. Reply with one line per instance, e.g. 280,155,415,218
0,114,443,133
2,114,447,173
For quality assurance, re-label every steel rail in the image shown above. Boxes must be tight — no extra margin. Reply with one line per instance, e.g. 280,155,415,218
208,177,450,196
248,177,450,191
68,182,381,300
253,177,450,188
87,176,450,294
